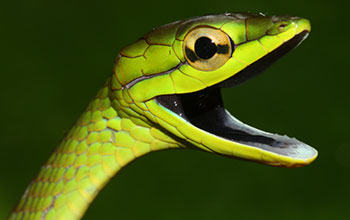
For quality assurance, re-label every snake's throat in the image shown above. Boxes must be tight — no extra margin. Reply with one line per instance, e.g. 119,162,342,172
156,30,317,161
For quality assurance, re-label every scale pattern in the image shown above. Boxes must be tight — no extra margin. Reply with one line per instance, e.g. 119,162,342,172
9,80,179,220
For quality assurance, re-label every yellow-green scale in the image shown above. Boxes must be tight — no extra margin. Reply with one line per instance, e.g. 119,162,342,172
9,78,180,220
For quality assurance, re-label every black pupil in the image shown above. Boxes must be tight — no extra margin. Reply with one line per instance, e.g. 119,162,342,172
194,37,217,59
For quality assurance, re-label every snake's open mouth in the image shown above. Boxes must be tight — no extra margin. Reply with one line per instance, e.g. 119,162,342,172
156,31,316,160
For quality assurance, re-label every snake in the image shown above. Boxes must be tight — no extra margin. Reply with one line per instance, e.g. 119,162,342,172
8,12,318,220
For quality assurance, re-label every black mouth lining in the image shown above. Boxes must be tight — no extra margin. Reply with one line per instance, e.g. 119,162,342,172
178,88,285,147
155,31,309,153
157,87,290,149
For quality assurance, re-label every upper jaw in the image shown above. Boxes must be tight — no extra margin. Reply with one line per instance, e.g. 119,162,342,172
216,31,310,88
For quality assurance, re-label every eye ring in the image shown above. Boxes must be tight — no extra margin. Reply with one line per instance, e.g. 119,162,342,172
183,26,233,71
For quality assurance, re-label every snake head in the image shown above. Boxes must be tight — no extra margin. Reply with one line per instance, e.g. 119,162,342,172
112,13,317,167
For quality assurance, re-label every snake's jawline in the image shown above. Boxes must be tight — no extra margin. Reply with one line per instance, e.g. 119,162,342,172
155,31,313,157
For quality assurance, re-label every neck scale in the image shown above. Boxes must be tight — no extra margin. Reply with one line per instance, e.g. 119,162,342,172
9,78,180,220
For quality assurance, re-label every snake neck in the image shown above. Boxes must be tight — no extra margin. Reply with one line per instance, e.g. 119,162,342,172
9,77,180,220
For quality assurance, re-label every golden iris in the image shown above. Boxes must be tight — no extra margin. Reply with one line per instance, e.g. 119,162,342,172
183,26,233,71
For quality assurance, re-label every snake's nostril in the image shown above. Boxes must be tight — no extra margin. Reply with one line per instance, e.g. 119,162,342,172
278,23,288,31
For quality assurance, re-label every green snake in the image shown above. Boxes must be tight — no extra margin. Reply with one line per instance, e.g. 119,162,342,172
9,13,318,220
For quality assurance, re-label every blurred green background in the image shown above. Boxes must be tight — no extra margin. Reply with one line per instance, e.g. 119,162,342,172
1,0,349,219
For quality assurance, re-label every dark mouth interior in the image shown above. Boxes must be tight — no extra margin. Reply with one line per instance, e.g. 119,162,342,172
178,88,286,147
156,31,314,157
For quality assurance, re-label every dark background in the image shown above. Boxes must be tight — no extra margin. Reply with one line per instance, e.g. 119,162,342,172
1,0,349,219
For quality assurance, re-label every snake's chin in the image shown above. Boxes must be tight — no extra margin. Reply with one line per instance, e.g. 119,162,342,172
156,31,316,160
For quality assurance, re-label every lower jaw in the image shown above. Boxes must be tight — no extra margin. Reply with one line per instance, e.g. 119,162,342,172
156,88,316,160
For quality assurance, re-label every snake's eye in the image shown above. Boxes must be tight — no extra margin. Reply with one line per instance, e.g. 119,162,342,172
183,27,233,71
